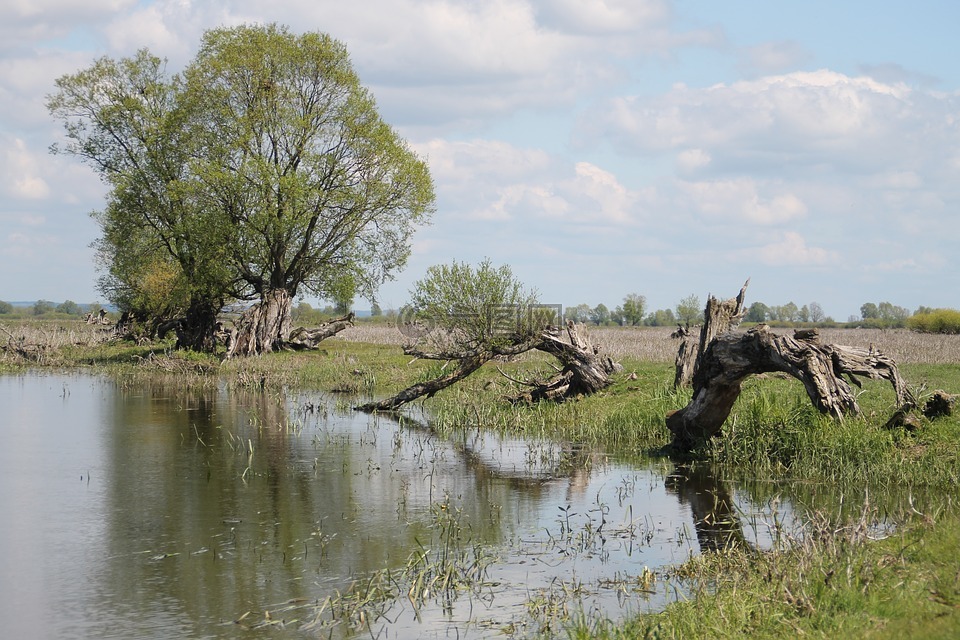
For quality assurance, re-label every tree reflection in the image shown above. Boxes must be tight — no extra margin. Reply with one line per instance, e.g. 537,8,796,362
665,464,747,552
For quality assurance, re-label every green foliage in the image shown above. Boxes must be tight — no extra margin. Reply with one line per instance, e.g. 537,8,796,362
48,23,434,351
645,308,676,326
0,300,13,314
32,300,54,315
55,300,84,316
618,293,647,326
49,47,232,334
409,259,540,350
185,24,435,304
860,300,911,326
566,303,591,323
744,301,769,322
589,303,610,325
676,294,703,325
907,308,960,334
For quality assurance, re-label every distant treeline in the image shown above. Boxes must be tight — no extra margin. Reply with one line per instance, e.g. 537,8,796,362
0,300,106,318
562,294,960,334
4,298,958,334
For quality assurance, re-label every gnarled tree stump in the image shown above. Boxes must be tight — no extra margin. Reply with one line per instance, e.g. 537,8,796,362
667,324,912,450
674,279,749,388
509,322,620,403
286,313,355,350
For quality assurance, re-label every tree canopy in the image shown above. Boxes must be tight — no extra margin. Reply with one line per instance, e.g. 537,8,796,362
48,24,434,353
407,259,542,354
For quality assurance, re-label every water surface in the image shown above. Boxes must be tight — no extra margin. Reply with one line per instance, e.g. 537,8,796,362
0,372,883,638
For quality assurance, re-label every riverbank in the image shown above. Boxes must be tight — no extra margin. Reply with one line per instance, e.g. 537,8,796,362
2,320,959,637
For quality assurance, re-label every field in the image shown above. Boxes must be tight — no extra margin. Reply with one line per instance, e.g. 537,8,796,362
333,322,960,364
2,319,960,637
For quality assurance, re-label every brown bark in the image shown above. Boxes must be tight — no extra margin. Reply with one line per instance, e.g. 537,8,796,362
175,297,221,352
667,325,912,450
225,289,292,358
510,321,620,403
356,322,619,412
286,313,355,350
355,351,488,412
674,279,749,388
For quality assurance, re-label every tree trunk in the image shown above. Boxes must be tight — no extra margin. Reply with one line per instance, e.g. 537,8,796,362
511,322,620,403
667,325,912,450
357,322,619,412
176,298,221,352
675,279,749,388
286,313,355,350
226,289,292,358
355,352,488,412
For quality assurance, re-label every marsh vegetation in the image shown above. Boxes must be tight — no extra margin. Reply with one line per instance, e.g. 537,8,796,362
1,317,959,637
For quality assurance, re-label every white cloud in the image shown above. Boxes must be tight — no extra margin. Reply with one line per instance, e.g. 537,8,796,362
752,231,836,267
0,0,136,52
561,162,635,224
583,69,930,169
681,178,807,225
738,41,812,77
417,139,644,227
1,0,957,315
1,137,50,200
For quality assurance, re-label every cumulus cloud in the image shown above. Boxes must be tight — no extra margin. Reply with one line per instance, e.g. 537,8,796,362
2,0,957,313
416,139,644,227
581,69,933,169
1,137,51,200
680,178,807,225
752,231,836,267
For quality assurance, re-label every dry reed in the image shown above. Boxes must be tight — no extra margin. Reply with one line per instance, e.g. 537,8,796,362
335,323,960,365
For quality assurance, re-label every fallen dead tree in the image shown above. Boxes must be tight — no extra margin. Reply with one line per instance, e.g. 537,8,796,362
356,321,619,412
508,322,621,404
286,313,355,350
667,325,912,449
667,283,914,451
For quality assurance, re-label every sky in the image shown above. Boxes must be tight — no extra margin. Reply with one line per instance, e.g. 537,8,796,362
2,1,959,321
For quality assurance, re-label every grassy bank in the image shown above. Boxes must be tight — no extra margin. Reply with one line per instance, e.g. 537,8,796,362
569,506,960,639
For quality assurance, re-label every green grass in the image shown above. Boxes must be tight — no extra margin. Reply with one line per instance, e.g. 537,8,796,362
566,506,960,639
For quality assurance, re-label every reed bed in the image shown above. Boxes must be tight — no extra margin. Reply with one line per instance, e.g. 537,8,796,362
335,323,960,365
0,320,116,366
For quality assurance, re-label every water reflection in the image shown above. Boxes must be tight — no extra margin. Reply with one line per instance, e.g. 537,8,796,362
0,373,922,639
665,465,746,552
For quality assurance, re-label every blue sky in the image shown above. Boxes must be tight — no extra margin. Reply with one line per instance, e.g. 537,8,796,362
1,0,958,321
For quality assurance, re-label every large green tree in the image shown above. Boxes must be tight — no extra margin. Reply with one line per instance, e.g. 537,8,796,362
48,24,434,354
187,25,434,356
48,49,236,349
676,294,703,325
618,293,647,326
